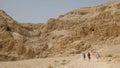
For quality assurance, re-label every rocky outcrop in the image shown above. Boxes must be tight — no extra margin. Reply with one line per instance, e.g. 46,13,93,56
0,1,120,61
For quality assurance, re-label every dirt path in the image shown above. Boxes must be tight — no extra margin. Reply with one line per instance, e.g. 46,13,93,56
0,54,119,68
58,56,110,68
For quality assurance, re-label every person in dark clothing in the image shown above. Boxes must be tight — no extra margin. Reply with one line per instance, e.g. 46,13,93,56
87,52,91,60
82,52,86,60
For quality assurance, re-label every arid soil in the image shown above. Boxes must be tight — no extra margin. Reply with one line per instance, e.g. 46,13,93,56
0,53,120,68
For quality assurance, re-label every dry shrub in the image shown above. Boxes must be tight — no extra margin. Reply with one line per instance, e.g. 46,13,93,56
48,64,53,68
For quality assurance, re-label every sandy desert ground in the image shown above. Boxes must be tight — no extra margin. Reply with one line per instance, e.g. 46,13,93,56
0,44,120,68
0,53,120,68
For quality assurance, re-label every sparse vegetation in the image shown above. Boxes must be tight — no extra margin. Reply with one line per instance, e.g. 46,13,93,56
61,62,67,65
60,59,71,65
48,64,53,68
54,59,71,67
108,59,112,62
106,54,112,57
62,59,66,62
54,60,59,62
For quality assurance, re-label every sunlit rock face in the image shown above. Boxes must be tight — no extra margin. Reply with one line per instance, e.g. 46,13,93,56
0,2,120,61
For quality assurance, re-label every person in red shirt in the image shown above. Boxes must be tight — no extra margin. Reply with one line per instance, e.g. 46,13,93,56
87,52,91,60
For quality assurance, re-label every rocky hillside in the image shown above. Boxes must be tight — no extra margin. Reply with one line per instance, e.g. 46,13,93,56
0,1,120,61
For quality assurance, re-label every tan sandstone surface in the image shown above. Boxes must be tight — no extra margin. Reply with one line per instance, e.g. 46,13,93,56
0,1,120,68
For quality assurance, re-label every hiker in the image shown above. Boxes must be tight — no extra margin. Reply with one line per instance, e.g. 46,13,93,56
96,52,100,59
87,52,91,60
82,52,86,60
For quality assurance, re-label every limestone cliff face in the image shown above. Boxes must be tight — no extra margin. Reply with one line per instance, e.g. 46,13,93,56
0,1,120,61
0,10,37,61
